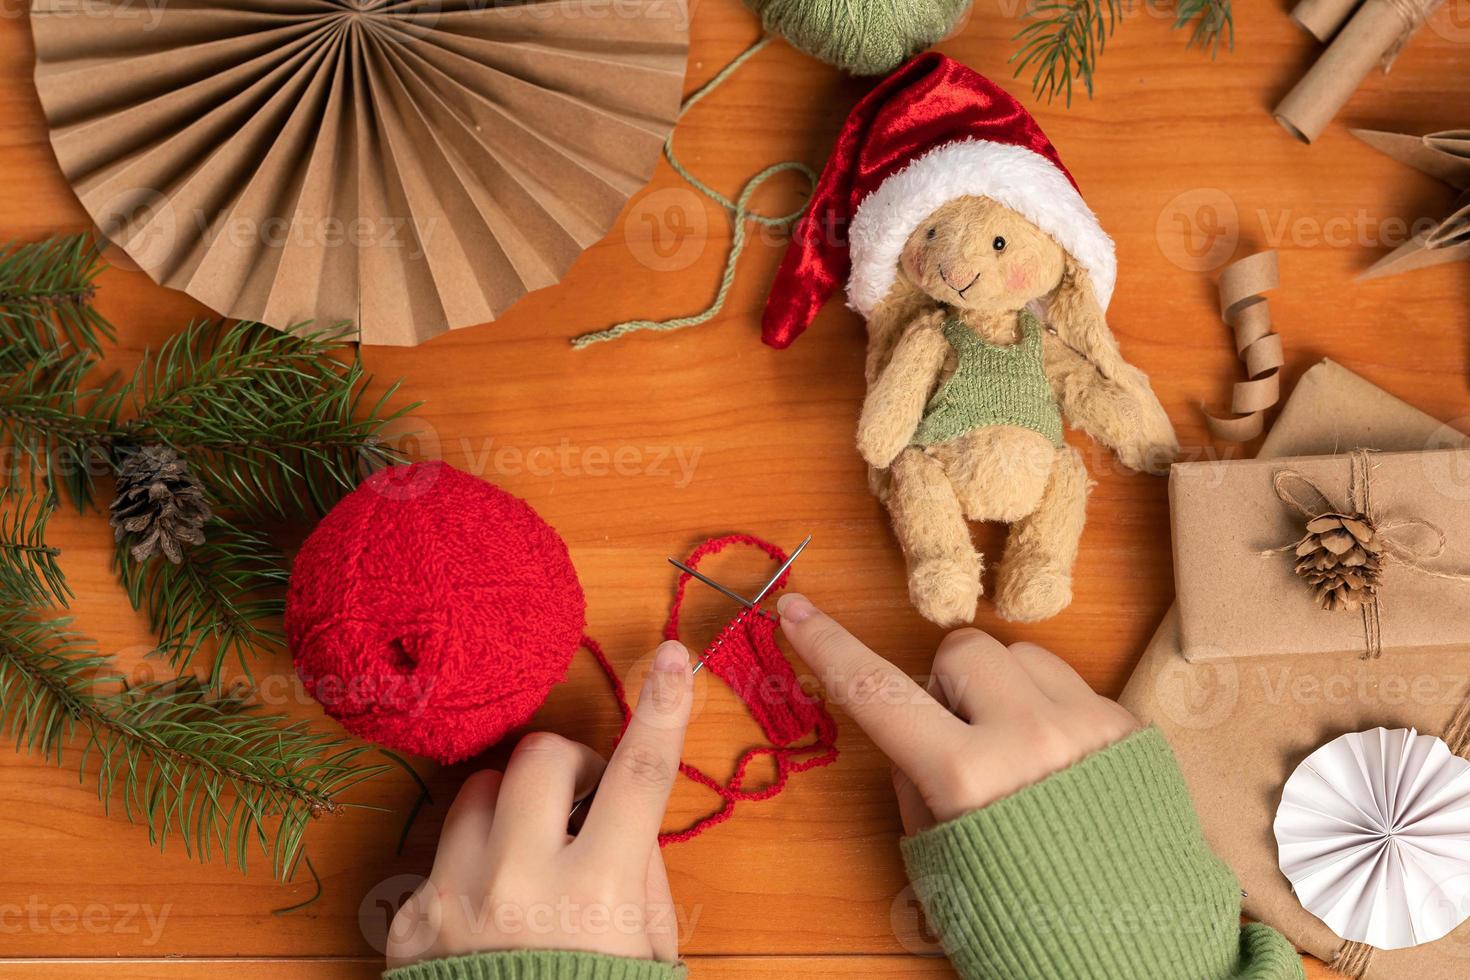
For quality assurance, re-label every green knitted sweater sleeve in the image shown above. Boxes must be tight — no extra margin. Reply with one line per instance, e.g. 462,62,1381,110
899,727,1304,980
383,950,685,980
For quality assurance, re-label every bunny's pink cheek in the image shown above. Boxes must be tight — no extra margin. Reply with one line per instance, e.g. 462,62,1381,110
1005,265,1031,292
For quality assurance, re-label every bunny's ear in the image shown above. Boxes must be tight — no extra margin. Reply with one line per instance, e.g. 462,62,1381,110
1044,254,1126,379
863,276,938,384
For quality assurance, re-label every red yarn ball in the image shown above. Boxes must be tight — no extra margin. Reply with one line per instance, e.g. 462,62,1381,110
286,462,586,763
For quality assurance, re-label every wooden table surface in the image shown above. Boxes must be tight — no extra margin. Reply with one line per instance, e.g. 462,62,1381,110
3,1,1469,977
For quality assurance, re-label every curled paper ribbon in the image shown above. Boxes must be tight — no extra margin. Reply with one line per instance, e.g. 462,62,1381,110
1274,0,1444,143
1265,449,1470,658
1204,251,1283,443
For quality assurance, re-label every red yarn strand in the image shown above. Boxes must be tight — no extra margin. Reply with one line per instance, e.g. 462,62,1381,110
583,534,839,846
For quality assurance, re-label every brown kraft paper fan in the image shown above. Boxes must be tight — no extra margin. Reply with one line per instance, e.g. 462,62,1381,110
30,0,690,346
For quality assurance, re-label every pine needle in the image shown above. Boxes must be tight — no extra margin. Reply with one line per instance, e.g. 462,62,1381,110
130,320,414,519
272,854,323,915
114,518,289,688
0,490,71,608
380,748,433,856
1012,0,1124,106
1175,0,1234,57
1012,0,1234,104
0,348,124,512
0,235,112,359
0,605,387,878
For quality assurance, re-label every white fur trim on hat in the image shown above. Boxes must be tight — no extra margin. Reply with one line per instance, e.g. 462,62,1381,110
846,139,1116,317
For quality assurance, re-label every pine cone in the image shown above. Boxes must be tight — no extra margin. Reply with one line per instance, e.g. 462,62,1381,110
1292,513,1384,612
109,445,211,564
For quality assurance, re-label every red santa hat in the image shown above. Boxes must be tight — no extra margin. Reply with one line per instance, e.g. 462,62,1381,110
762,53,1116,349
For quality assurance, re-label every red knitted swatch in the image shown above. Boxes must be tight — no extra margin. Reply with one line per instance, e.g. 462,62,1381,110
585,534,840,846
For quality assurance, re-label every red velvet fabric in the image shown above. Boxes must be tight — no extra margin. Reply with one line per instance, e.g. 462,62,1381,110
761,52,1077,349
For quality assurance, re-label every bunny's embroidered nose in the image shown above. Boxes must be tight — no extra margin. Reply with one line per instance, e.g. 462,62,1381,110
940,265,980,296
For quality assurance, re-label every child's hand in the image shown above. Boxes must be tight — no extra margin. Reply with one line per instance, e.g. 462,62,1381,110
387,641,694,968
776,594,1136,833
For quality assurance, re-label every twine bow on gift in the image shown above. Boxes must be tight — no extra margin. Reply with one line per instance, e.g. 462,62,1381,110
1265,449,1470,658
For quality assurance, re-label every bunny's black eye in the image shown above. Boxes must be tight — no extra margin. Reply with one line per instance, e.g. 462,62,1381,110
926,227,937,241
992,236,1007,252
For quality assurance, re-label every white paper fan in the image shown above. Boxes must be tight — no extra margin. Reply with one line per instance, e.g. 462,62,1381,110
1274,727,1470,950
30,0,690,346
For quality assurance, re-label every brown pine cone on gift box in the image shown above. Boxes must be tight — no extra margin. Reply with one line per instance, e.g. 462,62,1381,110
1293,513,1384,612
109,445,212,564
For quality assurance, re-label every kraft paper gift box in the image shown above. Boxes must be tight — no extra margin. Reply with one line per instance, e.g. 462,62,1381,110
1173,446,1470,662
1122,358,1470,979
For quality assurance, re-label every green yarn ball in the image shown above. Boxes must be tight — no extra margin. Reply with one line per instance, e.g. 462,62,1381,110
746,0,972,76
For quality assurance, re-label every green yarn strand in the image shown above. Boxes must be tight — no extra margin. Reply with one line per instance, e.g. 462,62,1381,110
571,4,973,350
660,36,807,232
571,37,819,351
747,0,972,76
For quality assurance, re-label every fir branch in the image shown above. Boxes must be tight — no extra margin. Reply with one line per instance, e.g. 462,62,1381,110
0,317,413,518
0,605,387,878
115,517,289,687
1012,0,1124,106
0,490,70,608
1174,0,1233,57
131,321,414,519
0,235,112,359
0,351,124,512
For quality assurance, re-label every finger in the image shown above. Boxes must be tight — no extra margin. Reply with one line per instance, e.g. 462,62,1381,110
777,593,966,776
1007,642,1097,703
930,629,1043,721
892,765,936,837
581,641,693,866
488,733,605,855
431,769,502,882
645,847,679,963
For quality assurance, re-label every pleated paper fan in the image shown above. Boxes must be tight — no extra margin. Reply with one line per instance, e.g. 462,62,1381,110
31,0,690,346
1274,727,1470,950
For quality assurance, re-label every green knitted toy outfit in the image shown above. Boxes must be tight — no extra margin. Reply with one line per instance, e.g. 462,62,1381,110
911,308,1063,447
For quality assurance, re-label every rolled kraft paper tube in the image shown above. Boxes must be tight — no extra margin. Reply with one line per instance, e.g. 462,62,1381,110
1290,0,1363,40
1274,0,1442,143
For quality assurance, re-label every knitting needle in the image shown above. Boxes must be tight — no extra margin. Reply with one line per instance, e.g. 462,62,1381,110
667,557,763,610
570,535,812,825
749,534,812,607
676,534,812,676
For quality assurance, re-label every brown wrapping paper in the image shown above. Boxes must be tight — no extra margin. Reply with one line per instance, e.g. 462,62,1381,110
1274,0,1443,144
1122,359,1470,978
1203,251,1284,443
29,0,690,346
1355,129,1470,280
1173,447,1470,662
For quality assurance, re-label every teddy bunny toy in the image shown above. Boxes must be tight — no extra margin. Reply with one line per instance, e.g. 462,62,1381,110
761,54,1178,626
